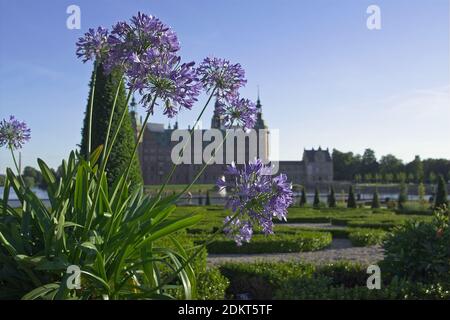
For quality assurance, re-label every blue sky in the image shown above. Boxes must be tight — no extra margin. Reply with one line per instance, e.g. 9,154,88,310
0,0,449,172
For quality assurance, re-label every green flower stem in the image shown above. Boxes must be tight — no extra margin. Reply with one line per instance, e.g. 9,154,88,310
99,87,134,174
153,87,217,200
175,127,232,201
101,76,124,165
9,145,25,186
122,95,157,183
84,88,133,235
86,62,98,163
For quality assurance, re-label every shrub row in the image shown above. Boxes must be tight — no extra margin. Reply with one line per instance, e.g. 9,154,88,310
219,261,450,300
348,229,387,247
194,231,332,254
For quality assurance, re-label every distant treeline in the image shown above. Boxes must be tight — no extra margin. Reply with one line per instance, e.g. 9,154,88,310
332,148,450,183
0,166,62,189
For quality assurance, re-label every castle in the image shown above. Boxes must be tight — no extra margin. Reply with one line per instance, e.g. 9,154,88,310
133,96,333,186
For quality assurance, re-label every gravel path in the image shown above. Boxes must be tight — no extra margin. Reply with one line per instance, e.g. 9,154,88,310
207,223,385,266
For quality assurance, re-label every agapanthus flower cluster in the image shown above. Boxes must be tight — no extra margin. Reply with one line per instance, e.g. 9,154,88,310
76,27,110,63
0,116,31,149
215,95,257,130
105,12,180,76
217,159,294,245
75,12,201,117
137,56,201,117
197,57,247,102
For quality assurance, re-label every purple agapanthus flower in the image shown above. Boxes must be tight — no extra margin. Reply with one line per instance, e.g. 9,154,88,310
215,95,257,130
0,116,31,149
217,159,294,245
76,27,109,63
105,12,180,80
197,57,247,102
137,55,201,117
75,12,201,118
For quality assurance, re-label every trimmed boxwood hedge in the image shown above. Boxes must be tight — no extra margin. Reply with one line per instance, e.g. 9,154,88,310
194,231,332,254
219,261,450,300
348,228,387,247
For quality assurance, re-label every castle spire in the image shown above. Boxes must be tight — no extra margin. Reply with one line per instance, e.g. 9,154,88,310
256,85,262,110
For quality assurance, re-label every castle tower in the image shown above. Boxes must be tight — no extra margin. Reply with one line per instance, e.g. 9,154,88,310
211,99,224,129
254,90,269,161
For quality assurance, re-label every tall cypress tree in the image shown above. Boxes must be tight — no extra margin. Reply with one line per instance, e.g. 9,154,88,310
313,187,320,208
398,181,408,210
299,187,307,207
434,175,448,209
371,189,380,209
347,185,356,208
80,64,142,189
205,190,211,206
328,185,336,208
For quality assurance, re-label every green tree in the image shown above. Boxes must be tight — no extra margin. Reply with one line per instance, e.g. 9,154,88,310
418,183,426,207
384,173,394,184
198,190,203,205
328,186,336,208
429,172,437,184
0,174,5,186
205,190,211,206
398,181,408,210
347,185,357,208
23,176,35,189
379,154,404,175
363,173,372,183
371,189,380,209
397,172,407,183
299,187,307,207
434,175,448,209
80,64,142,189
313,187,320,208
361,148,379,176
406,155,424,182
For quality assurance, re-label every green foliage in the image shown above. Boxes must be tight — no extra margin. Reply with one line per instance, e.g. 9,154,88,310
347,185,356,208
0,174,5,186
80,64,142,190
196,268,229,300
219,261,315,300
220,261,450,300
348,228,386,247
22,176,35,188
198,190,203,205
327,186,336,208
418,182,426,206
434,175,448,209
381,208,450,284
205,191,211,206
199,231,332,254
0,152,201,299
313,187,320,208
276,277,450,300
397,181,408,210
371,189,380,209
